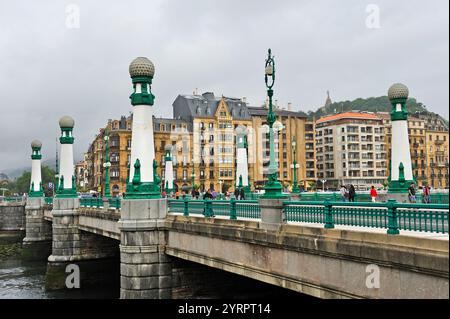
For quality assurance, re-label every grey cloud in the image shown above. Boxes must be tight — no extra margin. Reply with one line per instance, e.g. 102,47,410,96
0,0,448,170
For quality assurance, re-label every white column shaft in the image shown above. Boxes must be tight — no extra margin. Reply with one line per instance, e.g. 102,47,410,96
60,143,74,189
236,147,249,186
129,104,155,183
164,160,174,189
30,159,42,191
391,120,413,181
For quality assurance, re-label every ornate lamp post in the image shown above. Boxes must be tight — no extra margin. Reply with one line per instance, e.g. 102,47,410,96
262,49,286,199
191,155,196,190
291,137,300,194
103,128,111,198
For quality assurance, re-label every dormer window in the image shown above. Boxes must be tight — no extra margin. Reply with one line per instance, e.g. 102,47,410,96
196,106,201,115
206,107,211,115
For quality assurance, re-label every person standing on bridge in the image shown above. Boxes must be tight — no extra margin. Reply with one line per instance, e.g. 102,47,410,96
408,183,416,203
370,186,378,202
422,185,430,204
348,184,356,202
340,185,348,202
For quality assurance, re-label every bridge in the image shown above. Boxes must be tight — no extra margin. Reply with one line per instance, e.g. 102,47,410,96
1,195,448,299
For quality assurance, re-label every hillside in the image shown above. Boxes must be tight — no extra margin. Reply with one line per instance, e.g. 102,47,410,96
307,96,432,119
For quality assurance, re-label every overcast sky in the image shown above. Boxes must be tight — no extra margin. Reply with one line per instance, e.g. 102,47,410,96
0,0,448,171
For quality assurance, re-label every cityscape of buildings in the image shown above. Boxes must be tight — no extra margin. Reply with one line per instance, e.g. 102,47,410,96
75,92,449,196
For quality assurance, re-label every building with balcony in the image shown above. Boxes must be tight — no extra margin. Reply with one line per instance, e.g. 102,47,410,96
315,112,387,190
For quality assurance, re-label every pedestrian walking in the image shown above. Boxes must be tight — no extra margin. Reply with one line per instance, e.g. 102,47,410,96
240,187,245,200
348,184,356,202
408,183,416,203
234,187,240,200
340,185,348,202
370,186,378,202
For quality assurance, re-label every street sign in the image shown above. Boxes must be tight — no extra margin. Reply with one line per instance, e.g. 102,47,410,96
48,182,54,189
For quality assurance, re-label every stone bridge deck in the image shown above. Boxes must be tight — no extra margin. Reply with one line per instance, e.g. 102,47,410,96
41,206,449,298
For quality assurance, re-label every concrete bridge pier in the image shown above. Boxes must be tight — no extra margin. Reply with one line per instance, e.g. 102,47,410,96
46,198,119,290
22,197,52,260
119,199,172,299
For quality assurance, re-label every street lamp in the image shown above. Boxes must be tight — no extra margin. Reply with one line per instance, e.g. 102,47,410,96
103,129,111,198
191,155,196,189
262,48,286,199
291,137,300,194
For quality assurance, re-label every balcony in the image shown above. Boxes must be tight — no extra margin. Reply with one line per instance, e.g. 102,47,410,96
412,142,420,148
435,140,445,145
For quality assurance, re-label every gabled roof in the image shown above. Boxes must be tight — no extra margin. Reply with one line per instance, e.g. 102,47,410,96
172,92,252,121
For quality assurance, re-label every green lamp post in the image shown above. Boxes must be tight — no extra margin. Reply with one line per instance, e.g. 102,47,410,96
262,49,286,199
191,155,196,190
291,137,300,194
103,128,111,198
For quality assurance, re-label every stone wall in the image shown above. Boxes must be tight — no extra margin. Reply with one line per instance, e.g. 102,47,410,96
0,202,25,231
165,215,449,299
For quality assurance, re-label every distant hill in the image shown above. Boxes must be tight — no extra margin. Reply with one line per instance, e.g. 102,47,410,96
306,96,450,124
2,158,59,180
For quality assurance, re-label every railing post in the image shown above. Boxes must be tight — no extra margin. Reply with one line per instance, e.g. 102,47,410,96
230,198,237,220
183,197,189,217
387,199,399,235
204,199,213,217
324,200,334,229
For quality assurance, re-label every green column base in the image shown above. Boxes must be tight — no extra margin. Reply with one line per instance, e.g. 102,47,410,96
388,179,415,194
29,190,44,198
261,181,288,199
125,182,161,199
291,185,300,194
55,188,78,198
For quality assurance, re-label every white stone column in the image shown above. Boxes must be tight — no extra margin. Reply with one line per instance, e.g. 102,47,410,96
391,118,413,181
29,139,43,195
235,125,249,187
164,145,174,190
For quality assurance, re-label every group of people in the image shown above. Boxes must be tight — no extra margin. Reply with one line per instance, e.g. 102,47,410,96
161,187,247,200
408,183,433,204
339,184,357,202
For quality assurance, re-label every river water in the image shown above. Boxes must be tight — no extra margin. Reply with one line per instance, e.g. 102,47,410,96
0,232,119,299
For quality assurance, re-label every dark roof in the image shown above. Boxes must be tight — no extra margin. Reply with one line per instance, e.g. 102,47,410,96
172,92,252,122
247,106,307,118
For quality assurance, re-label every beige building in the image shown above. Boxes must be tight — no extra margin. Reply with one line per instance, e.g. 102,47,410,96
247,105,312,190
315,112,388,190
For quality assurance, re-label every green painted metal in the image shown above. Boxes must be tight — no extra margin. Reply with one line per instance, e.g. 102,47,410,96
80,197,103,208
283,200,448,234
44,197,53,205
236,200,261,219
59,127,74,144
262,49,286,200
125,158,161,199
55,175,77,198
230,198,237,220
104,128,111,198
291,136,300,194
108,197,121,209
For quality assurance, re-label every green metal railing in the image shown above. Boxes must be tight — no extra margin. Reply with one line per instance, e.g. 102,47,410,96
108,198,121,209
168,199,261,220
283,200,449,234
236,200,261,219
1,196,24,203
297,192,449,204
44,197,53,205
80,197,104,208
415,193,449,204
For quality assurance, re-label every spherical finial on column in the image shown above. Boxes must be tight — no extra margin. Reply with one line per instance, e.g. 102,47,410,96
31,139,42,149
59,116,75,128
129,57,155,78
388,83,409,101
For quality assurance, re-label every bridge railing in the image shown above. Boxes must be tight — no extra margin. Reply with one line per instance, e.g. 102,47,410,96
167,199,261,220
283,200,449,234
80,197,104,208
296,192,449,204
108,198,121,210
0,196,25,203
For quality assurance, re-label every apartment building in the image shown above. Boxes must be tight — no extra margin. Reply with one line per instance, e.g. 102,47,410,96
315,112,388,190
